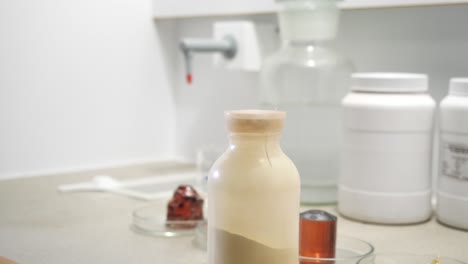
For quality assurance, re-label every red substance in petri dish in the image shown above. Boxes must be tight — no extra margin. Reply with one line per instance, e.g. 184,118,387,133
300,210,337,263
166,185,204,228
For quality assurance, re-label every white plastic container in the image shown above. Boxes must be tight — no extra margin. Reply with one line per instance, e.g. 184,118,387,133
208,110,300,264
338,73,436,224
436,78,468,230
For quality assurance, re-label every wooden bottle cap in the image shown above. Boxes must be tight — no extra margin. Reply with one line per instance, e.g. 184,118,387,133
225,110,285,134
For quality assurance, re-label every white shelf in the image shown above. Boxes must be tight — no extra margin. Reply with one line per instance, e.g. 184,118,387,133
153,0,468,19
341,0,468,9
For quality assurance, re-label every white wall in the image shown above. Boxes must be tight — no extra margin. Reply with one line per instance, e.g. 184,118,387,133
2,2,467,179
173,5,468,160
0,0,176,179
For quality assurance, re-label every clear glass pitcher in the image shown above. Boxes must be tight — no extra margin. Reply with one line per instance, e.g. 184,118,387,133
260,0,353,204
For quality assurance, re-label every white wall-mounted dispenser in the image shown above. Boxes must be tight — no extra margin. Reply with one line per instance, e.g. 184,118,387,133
179,21,277,84
180,35,237,84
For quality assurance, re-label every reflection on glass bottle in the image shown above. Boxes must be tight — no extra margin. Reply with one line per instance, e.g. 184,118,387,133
260,0,353,204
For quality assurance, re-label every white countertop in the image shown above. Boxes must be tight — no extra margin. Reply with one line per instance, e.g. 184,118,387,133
0,162,467,263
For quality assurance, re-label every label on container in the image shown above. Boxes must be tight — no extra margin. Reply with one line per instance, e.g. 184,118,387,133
441,141,468,180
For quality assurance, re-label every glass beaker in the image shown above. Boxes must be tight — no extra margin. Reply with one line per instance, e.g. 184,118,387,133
299,235,374,264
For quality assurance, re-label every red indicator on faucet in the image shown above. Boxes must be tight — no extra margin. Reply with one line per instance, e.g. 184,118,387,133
186,74,193,84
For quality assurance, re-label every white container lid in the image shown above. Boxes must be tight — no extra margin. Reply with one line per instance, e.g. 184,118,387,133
449,78,468,96
351,73,428,93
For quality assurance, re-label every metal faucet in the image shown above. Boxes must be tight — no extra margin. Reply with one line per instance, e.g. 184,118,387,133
180,36,237,84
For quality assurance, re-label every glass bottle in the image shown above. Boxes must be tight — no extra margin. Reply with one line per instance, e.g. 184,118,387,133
260,0,353,204
208,110,300,264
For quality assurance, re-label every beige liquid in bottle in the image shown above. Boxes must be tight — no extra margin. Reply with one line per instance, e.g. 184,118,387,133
208,110,301,264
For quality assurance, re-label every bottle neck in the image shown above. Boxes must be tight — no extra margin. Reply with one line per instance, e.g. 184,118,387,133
278,0,339,42
228,133,282,150
283,39,335,48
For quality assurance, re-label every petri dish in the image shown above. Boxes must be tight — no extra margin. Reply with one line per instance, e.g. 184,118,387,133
131,201,206,238
299,235,374,264
358,253,467,264
192,220,208,250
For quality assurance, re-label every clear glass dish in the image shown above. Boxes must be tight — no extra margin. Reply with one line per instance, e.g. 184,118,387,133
358,253,467,264
299,235,374,264
131,202,206,238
